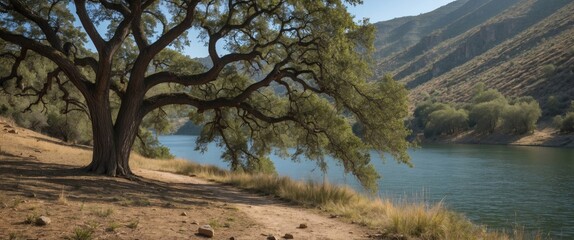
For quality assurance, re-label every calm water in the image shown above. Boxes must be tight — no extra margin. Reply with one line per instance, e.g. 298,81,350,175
159,135,574,237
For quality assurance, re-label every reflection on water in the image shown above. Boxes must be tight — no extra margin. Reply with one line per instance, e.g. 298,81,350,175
159,135,574,237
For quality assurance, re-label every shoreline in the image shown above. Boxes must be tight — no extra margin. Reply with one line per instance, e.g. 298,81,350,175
418,128,574,148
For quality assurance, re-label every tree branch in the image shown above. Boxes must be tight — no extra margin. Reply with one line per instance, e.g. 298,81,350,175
0,29,92,97
144,51,260,91
7,0,63,50
74,0,105,52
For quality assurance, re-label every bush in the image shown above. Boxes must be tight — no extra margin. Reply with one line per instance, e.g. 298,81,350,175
413,102,449,128
546,95,562,116
561,112,574,133
540,64,556,76
552,115,564,129
469,100,505,133
472,89,506,104
424,107,468,137
501,101,541,134
44,112,84,143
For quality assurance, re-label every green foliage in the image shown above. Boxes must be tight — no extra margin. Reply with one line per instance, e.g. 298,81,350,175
546,95,562,116
540,64,556,76
71,226,94,240
413,101,449,128
552,115,564,129
471,89,507,104
134,129,174,159
501,101,541,134
424,107,468,137
44,111,91,144
560,112,574,133
469,100,505,133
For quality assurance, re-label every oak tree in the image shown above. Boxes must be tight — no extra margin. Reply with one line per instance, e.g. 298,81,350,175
0,0,410,189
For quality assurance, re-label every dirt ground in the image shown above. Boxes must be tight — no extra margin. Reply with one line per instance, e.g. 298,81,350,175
0,118,372,240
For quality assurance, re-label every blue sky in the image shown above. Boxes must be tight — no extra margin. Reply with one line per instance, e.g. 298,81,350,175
349,0,457,22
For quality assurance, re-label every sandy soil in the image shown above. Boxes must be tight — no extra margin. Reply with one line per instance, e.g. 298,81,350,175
0,118,371,240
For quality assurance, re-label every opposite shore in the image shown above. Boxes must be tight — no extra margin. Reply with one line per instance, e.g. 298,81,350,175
418,127,574,148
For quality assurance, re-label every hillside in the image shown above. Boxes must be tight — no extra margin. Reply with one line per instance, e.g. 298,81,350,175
374,0,574,113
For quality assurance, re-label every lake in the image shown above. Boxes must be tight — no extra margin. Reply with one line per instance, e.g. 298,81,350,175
159,135,574,237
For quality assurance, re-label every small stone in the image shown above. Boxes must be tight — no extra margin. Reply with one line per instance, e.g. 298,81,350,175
36,216,51,226
191,221,199,225
329,214,339,218
198,225,214,238
8,129,17,134
27,192,37,198
181,212,187,216
229,237,236,240
298,223,307,229
267,235,277,240
283,233,294,239
182,220,188,223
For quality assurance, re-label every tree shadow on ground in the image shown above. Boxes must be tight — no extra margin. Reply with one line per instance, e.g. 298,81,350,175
0,155,279,209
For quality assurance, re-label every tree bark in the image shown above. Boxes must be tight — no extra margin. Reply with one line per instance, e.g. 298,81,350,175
84,93,135,177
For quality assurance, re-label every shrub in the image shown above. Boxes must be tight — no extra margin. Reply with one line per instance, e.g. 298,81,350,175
540,64,556,76
469,100,506,133
413,101,449,128
552,115,563,129
424,107,468,137
44,112,85,143
561,112,574,133
501,101,541,134
472,89,506,104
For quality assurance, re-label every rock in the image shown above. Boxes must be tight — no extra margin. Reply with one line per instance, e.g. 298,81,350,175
329,214,339,218
8,129,17,134
298,223,307,229
198,225,214,238
191,221,199,225
27,192,37,198
36,216,51,226
283,233,294,239
229,237,236,240
181,212,188,216
266,235,277,240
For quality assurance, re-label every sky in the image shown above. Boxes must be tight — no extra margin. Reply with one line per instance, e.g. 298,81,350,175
348,0,457,22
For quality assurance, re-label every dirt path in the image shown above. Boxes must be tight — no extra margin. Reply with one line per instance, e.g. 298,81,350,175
137,169,368,240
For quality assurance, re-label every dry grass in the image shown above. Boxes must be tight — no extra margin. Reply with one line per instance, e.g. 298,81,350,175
130,156,534,239
58,190,68,205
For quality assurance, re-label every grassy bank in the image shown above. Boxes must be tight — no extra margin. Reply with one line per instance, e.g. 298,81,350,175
132,157,540,239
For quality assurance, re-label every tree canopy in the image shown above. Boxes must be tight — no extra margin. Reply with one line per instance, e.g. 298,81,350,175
0,0,410,190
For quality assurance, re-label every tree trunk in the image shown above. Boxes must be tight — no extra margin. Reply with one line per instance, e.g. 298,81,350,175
84,94,137,177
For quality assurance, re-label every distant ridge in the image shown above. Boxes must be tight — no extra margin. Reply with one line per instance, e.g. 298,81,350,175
373,0,574,114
